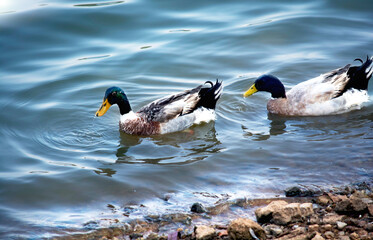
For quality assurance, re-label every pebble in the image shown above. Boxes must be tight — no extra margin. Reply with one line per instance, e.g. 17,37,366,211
324,231,334,239
336,221,347,230
339,236,350,240
311,233,325,240
350,232,359,240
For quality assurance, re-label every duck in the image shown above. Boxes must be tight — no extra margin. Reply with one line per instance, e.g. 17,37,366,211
95,80,223,135
243,56,373,116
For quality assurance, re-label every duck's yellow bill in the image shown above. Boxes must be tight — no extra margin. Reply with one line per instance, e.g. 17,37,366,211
95,99,111,117
243,84,258,97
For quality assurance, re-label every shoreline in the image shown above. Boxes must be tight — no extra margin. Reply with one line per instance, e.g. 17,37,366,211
53,181,373,240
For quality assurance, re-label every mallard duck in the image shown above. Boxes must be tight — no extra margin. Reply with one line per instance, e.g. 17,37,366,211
243,56,373,116
96,80,223,135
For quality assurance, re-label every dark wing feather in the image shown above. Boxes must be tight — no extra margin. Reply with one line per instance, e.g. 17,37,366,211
137,85,203,123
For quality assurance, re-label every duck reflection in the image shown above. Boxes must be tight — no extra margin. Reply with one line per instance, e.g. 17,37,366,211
115,121,222,165
242,113,287,140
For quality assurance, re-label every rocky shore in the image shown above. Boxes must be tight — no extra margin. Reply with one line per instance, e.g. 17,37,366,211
54,182,373,240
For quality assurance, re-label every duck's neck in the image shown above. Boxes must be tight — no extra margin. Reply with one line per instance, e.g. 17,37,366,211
117,98,132,115
267,78,286,99
271,86,286,99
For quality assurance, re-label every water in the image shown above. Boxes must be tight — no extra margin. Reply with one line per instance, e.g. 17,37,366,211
1,0,373,238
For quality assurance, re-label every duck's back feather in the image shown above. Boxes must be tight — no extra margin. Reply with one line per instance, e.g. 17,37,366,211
137,80,222,123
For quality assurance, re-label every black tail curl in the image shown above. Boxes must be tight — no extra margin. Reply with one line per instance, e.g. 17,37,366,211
197,79,223,109
336,55,373,97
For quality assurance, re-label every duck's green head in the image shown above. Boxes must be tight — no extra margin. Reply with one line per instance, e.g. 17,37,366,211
243,74,286,99
95,86,132,117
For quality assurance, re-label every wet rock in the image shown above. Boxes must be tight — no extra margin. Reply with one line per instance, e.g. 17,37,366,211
311,233,325,240
130,233,143,239
194,225,215,240
163,213,192,225
191,203,206,213
263,224,283,237
227,218,266,240
146,233,160,240
207,202,230,215
336,221,347,230
285,186,317,197
167,231,179,240
285,187,303,197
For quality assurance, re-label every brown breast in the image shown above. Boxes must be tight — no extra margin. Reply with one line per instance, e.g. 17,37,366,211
119,118,161,136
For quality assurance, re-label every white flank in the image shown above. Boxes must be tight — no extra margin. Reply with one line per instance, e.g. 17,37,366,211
160,107,216,134
304,89,369,115
120,111,138,123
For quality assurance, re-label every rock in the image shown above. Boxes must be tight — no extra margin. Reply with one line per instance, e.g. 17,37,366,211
309,214,320,224
227,218,266,240
324,231,334,239
263,224,283,237
299,203,314,217
285,187,302,197
256,201,314,225
349,232,359,240
349,195,367,212
146,233,160,240
285,186,316,197
272,203,302,225
323,224,332,231
308,224,319,232
322,213,343,224
327,193,348,203
335,199,352,213
368,204,373,216
194,225,215,240
335,195,368,214
207,202,230,215
191,203,206,213
339,236,350,240
365,222,373,232
316,195,332,206
255,200,288,223
336,221,347,230
276,233,309,240
311,233,325,240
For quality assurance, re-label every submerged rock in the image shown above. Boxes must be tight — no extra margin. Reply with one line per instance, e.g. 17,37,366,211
285,186,317,197
228,218,266,240
191,203,206,213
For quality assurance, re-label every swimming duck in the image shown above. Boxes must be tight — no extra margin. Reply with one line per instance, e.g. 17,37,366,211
96,80,223,135
244,56,373,116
